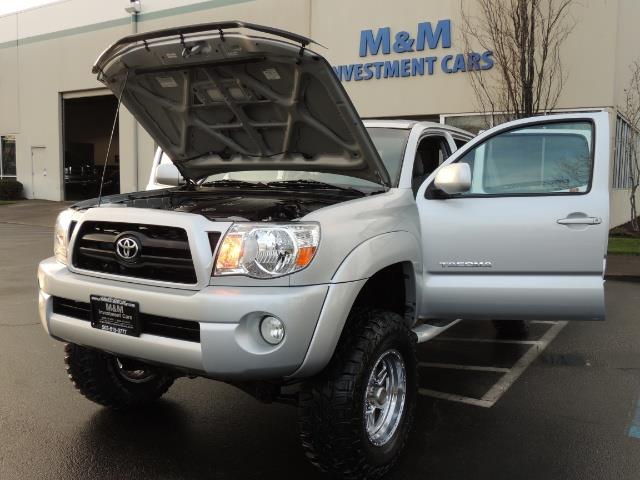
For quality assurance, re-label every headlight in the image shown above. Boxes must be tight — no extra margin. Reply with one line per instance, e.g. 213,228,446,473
53,209,75,265
214,223,320,278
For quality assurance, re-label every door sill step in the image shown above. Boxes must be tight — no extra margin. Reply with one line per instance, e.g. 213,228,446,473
412,319,460,343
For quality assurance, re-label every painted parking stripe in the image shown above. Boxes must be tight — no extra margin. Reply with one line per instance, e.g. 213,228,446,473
481,321,567,404
418,362,510,373
419,321,567,407
418,388,494,408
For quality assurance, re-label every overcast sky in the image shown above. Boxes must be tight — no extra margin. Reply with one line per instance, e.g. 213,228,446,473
0,0,61,17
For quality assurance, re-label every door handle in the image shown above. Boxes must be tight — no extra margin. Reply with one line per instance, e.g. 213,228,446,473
557,216,602,225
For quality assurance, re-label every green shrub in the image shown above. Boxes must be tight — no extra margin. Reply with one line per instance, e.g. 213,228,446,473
0,179,23,200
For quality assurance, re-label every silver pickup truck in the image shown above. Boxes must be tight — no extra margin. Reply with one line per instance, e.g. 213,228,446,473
37,22,610,479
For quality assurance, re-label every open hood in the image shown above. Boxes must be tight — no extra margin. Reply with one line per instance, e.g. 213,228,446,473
93,21,390,187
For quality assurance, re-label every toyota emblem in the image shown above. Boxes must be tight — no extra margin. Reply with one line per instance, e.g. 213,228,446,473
115,235,141,261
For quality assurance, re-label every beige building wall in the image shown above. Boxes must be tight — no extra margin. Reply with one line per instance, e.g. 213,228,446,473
0,0,639,228
611,0,640,227
0,15,20,135
610,190,638,227
2,0,311,200
614,0,640,111
311,0,622,117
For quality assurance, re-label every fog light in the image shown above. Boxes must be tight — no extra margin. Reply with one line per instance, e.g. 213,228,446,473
260,316,285,345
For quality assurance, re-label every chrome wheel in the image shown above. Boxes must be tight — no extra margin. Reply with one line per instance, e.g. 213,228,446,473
115,358,156,384
364,349,407,446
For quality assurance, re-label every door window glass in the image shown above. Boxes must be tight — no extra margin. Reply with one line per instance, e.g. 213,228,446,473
412,136,450,194
0,136,16,177
455,121,593,196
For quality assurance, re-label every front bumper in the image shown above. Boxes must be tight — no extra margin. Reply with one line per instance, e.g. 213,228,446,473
38,258,334,379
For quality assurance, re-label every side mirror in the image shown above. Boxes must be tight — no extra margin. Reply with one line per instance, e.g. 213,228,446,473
434,163,471,195
155,163,183,186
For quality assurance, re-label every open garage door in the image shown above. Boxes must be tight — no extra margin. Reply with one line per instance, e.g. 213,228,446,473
62,94,120,200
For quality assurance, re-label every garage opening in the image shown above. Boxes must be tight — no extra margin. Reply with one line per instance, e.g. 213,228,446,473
63,95,120,200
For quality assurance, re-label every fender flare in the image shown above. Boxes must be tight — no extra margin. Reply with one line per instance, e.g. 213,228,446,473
331,230,422,283
289,231,422,379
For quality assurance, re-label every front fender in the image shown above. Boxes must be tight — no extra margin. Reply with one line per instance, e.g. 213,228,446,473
331,231,422,283
289,231,422,379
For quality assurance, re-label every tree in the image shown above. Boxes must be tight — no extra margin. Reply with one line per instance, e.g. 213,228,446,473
620,60,640,232
460,0,575,126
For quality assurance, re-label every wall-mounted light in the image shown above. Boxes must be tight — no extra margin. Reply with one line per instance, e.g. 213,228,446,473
124,0,141,14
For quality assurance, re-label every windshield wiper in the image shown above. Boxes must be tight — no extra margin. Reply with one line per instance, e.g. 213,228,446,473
201,179,268,188
266,179,367,195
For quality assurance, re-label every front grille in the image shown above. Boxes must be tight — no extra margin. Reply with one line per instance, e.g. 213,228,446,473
52,296,201,343
73,221,197,284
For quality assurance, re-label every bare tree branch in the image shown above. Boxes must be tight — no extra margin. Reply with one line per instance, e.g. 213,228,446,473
460,0,575,125
620,60,640,231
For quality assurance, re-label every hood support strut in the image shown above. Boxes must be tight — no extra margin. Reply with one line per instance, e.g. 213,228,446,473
98,71,129,206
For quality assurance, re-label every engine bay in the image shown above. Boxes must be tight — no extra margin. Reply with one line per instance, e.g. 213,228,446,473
71,187,360,222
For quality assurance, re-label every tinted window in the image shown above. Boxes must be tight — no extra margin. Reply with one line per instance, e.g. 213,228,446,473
1,136,16,177
456,121,592,195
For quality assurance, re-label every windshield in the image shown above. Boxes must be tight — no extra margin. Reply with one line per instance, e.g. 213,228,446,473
200,170,383,193
365,127,410,186
167,127,409,191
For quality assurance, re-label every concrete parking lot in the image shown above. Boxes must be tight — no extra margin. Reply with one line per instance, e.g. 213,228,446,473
2,200,640,479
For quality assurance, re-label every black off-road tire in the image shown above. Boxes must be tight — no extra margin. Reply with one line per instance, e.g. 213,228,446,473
64,343,175,410
298,309,417,480
492,319,530,338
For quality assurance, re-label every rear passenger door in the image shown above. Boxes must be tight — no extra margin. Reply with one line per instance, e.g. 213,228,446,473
416,113,610,321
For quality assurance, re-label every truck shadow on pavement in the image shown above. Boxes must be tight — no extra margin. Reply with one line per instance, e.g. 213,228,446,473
72,399,324,480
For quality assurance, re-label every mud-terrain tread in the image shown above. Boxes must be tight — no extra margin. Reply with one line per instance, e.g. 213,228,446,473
298,308,417,480
64,343,174,410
